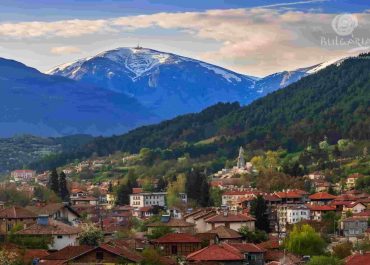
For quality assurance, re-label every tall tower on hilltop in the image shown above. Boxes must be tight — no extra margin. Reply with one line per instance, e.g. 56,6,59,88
237,146,245,169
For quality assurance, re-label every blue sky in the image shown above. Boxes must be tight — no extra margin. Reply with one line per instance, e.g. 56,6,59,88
0,0,369,76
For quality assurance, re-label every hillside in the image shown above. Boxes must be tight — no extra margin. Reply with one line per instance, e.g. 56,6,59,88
0,58,157,137
31,53,370,170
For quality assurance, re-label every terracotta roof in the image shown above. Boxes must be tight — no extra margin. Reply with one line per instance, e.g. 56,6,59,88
274,191,303,199
183,209,204,219
347,173,364,179
223,190,259,196
263,194,281,201
345,252,370,265
344,202,366,209
154,233,201,243
132,187,143,194
309,192,337,200
16,220,81,235
44,245,94,260
23,249,49,264
307,205,336,211
187,243,244,261
0,206,37,219
43,244,142,263
26,203,80,217
194,210,217,221
265,250,301,264
195,233,218,241
228,243,266,253
257,239,280,250
206,226,242,239
205,213,255,223
147,218,195,228
342,217,368,222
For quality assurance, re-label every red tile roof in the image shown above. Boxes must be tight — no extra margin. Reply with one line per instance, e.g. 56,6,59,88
154,233,201,243
206,213,255,223
345,252,370,265
187,244,243,261
206,226,242,239
257,239,280,250
132,187,143,194
223,190,260,196
0,206,37,219
16,220,81,235
307,205,336,211
23,249,49,264
347,173,364,179
309,192,337,200
274,191,303,199
228,243,266,253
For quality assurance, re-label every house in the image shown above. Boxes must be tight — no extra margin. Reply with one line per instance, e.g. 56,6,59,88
345,252,370,265
16,215,81,250
147,216,195,235
205,212,256,231
106,193,116,209
70,195,98,206
277,204,310,234
307,204,336,221
307,171,326,180
186,209,217,233
0,206,37,233
206,225,243,243
274,189,308,204
221,190,259,211
41,244,143,264
186,242,265,265
152,233,202,256
342,202,366,215
346,173,364,190
11,169,36,182
130,192,167,208
340,217,368,238
133,206,154,219
309,192,337,205
26,203,80,226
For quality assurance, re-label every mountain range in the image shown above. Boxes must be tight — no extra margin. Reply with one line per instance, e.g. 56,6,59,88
0,47,343,137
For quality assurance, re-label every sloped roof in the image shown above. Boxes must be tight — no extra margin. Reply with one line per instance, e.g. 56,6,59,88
306,204,336,211
187,244,243,261
16,220,81,235
205,213,255,223
345,252,370,265
0,206,37,219
147,218,195,228
26,203,80,217
309,192,337,200
154,233,201,243
206,225,242,239
228,243,266,253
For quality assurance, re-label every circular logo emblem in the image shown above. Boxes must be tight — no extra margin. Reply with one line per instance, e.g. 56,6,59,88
331,13,358,36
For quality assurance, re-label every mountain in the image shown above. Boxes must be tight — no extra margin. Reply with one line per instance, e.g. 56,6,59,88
48,47,343,119
0,58,157,137
47,47,258,118
33,53,370,170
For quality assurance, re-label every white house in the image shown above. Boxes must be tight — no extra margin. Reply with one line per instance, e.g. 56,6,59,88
11,170,36,182
16,215,81,250
277,204,310,233
130,192,167,208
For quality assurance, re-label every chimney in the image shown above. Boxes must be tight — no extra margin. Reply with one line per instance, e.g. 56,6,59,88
37,215,49,226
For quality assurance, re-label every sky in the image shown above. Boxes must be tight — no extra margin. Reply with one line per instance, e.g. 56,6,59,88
0,0,369,76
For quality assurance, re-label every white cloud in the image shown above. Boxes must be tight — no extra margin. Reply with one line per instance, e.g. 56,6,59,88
0,8,369,75
50,46,81,55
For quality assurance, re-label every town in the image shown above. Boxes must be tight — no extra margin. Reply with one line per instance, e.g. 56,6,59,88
0,144,368,265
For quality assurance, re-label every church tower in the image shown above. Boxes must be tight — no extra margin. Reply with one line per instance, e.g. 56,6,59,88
237,146,245,169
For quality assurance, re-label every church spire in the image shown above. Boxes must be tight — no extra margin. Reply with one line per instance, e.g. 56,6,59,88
237,146,245,169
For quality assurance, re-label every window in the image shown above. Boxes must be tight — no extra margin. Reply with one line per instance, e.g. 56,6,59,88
57,235,63,239
96,251,104,260
171,245,178,255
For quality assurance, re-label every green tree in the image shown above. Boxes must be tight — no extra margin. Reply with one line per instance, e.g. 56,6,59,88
210,187,223,207
307,256,343,265
48,168,59,195
147,227,174,240
142,248,164,265
332,242,352,259
78,223,104,246
238,226,268,243
250,195,270,232
284,224,326,256
58,171,69,201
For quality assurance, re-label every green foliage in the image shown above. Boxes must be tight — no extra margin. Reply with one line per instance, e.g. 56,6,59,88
142,248,164,265
284,224,326,256
238,227,268,243
210,187,223,207
0,187,30,206
33,185,61,202
48,168,59,194
185,169,210,207
78,223,104,246
307,256,343,265
332,242,352,259
9,234,51,249
116,174,137,205
250,195,270,232
147,227,174,240
58,171,69,201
